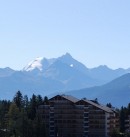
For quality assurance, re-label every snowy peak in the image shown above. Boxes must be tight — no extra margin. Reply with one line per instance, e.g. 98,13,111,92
23,57,44,71
23,53,89,75
23,53,73,72
23,57,56,72
1,53,130,104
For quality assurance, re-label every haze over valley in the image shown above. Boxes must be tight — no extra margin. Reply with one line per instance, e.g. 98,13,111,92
0,53,130,107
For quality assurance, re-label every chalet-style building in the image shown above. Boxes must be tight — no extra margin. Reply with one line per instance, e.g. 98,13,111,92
37,95,119,137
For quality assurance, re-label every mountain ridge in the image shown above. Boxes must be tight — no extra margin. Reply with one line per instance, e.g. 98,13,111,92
67,73,130,107
0,53,129,106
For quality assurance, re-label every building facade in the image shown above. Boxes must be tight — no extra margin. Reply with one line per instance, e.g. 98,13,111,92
37,95,119,137
125,115,130,133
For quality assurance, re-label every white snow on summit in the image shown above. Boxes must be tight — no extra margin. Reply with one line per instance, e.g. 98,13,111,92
23,57,44,71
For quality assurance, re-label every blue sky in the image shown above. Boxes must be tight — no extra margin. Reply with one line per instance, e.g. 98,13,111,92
0,0,130,70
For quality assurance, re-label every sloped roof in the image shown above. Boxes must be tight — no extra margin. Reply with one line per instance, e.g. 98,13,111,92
76,99,113,113
61,94,79,103
49,94,113,113
81,99,113,113
49,94,79,103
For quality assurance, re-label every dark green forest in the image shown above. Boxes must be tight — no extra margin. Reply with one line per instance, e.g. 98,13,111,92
0,91,130,137
0,91,49,137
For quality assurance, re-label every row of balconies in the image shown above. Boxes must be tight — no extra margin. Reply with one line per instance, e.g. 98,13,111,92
50,119,84,124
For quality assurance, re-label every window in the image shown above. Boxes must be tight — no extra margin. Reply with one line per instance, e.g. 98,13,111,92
84,113,88,117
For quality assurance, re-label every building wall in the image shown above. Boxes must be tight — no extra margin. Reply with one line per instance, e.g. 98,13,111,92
37,95,119,137
125,115,130,133
48,95,85,137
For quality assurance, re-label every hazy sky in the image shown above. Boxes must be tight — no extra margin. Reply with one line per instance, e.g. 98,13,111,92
0,0,130,70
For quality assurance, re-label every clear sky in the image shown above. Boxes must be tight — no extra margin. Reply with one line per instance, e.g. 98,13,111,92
0,0,130,70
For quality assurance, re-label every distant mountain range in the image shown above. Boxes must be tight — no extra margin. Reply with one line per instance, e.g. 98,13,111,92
67,73,130,107
0,53,130,107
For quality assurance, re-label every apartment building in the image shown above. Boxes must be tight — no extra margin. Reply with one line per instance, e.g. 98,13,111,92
37,95,119,137
125,115,130,133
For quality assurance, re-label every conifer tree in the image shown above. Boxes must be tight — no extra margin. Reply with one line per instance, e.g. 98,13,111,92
13,91,23,111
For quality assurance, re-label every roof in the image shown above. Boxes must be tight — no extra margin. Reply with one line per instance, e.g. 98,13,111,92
49,94,79,103
61,94,79,103
49,94,114,113
79,99,113,113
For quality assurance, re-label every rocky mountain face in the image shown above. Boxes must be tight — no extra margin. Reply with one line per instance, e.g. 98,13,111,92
0,53,129,104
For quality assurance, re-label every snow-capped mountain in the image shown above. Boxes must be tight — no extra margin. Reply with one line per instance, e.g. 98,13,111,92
23,57,56,72
23,53,89,74
23,53,128,85
23,53,97,88
0,53,129,104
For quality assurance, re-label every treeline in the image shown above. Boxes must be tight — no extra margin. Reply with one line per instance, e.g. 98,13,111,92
120,105,130,133
0,91,130,137
107,103,130,137
0,91,49,137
